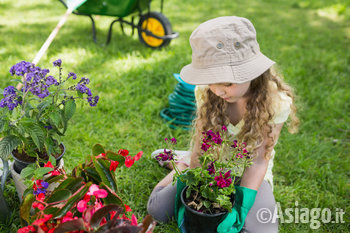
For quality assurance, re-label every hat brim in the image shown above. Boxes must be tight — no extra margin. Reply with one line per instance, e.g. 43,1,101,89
180,52,275,85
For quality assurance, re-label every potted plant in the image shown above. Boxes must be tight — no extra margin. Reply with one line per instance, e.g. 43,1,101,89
0,59,99,199
18,144,156,233
155,125,253,233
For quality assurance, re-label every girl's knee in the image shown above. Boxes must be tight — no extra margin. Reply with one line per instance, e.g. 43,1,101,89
147,187,175,223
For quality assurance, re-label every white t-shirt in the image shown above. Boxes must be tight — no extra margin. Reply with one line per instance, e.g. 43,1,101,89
194,83,292,189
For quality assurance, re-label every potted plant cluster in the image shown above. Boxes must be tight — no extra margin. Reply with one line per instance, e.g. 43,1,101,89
0,59,99,200
18,144,156,233
155,125,253,233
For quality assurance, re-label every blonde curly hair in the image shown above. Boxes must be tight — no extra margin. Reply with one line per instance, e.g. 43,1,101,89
192,67,299,160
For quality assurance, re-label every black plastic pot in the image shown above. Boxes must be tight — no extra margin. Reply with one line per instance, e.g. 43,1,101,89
180,186,228,233
12,144,65,174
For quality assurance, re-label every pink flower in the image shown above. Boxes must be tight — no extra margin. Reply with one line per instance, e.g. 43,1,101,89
87,184,99,196
125,156,134,168
131,214,138,226
62,211,74,223
87,184,108,198
222,125,227,132
94,189,108,198
77,200,88,213
134,151,143,161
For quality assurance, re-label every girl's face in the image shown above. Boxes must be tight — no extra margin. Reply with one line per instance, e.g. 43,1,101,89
209,82,251,103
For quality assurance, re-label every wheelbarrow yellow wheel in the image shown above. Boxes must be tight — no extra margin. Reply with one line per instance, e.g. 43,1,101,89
138,12,173,49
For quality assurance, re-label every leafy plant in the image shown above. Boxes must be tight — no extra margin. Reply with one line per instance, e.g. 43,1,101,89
18,144,155,233
155,126,253,213
0,59,99,164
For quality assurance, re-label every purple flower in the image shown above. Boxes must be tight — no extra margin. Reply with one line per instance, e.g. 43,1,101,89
45,76,58,86
9,61,33,76
67,72,77,80
78,77,90,85
41,181,49,189
231,140,238,148
33,189,47,195
222,125,227,132
207,161,216,175
201,142,211,152
214,171,232,188
170,137,177,144
212,132,223,145
53,59,62,67
0,86,22,110
155,149,175,161
87,95,99,107
44,125,53,130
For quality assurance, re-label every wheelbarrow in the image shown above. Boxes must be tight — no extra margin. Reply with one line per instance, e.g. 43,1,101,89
58,0,179,48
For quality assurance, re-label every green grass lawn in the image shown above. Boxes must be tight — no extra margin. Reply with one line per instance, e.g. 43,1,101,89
0,0,349,232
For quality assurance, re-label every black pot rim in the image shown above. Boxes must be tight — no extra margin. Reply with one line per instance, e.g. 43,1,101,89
11,143,66,165
180,186,228,217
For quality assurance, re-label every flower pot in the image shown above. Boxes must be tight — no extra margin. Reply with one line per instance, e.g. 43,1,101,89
180,186,228,233
10,155,65,201
12,144,65,174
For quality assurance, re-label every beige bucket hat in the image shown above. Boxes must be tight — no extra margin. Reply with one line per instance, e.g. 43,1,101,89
180,16,275,85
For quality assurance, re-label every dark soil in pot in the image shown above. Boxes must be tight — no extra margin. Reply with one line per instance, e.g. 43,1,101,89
12,144,65,173
181,186,234,233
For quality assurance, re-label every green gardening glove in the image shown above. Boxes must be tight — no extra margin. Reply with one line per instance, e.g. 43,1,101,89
174,177,187,233
217,186,257,233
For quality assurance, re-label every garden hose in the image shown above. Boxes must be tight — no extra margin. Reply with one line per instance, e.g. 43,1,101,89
160,74,196,130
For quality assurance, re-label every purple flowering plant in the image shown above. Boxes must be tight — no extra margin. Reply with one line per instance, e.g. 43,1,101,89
0,59,99,169
156,126,253,212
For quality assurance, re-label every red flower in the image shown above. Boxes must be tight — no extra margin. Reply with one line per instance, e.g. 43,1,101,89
17,225,36,233
109,160,119,172
33,214,52,226
125,156,134,168
96,153,106,158
134,151,143,161
32,202,45,210
125,204,132,212
118,149,129,157
36,193,45,201
44,161,54,168
131,214,138,226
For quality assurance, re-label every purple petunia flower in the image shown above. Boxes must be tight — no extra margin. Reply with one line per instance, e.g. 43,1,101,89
53,59,62,67
201,142,211,152
170,137,177,144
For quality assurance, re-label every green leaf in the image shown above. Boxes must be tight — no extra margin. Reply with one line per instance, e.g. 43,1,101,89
20,166,36,179
36,100,50,113
44,207,60,215
54,183,91,218
49,112,61,128
34,167,54,178
44,174,64,184
0,135,21,160
46,189,72,203
106,151,125,164
19,193,35,223
0,88,3,95
100,183,123,206
55,177,84,193
203,200,212,209
186,186,192,199
0,117,7,133
93,158,117,192
64,99,76,121
92,144,105,156
28,124,45,151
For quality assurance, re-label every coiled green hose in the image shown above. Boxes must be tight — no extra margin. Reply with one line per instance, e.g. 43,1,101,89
160,74,196,130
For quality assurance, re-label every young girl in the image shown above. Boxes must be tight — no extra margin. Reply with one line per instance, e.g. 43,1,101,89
147,16,298,233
